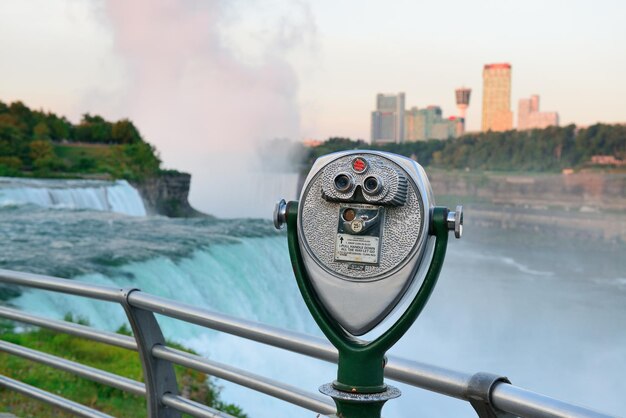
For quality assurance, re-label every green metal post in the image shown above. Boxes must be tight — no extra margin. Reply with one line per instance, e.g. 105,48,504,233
286,201,451,418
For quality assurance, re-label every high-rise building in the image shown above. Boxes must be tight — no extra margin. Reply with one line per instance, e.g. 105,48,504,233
518,95,559,130
455,87,471,135
482,63,513,132
405,106,456,141
371,93,405,144
405,107,424,141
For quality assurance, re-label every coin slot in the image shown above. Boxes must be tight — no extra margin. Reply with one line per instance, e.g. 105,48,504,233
343,208,356,222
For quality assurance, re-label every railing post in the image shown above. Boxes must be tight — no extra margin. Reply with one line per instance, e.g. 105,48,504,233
120,288,181,418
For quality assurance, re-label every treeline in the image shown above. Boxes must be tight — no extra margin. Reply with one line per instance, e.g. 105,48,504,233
0,100,161,179
0,100,142,144
303,124,626,172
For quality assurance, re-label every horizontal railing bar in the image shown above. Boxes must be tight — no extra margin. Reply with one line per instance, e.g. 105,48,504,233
161,394,236,418
0,340,145,397
492,383,616,418
153,345,336,416
0,374,114,418
130,292,614,418
127,293,473,398
0,306,137,351
384,355,471,400
0,269,125,303
128,292,338,360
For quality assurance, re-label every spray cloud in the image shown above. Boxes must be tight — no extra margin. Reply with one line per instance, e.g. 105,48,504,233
101,0,315,217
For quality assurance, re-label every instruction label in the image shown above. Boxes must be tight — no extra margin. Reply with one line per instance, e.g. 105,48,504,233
334,234,380,264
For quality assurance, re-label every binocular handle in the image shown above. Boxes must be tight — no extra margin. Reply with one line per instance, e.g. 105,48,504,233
273,199,288,230
446,205,463,239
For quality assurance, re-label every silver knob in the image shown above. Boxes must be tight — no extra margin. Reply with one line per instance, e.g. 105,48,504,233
274,199,287,230
446,205,463,239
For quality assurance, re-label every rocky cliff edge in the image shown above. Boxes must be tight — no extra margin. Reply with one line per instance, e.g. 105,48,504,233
131,171,208,218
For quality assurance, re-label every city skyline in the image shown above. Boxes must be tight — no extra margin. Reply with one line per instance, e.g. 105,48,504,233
0,1,624,166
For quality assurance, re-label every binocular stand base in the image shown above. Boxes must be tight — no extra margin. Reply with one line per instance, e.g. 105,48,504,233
320,383,401,418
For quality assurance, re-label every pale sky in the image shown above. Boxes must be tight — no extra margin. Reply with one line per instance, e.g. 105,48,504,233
1,1,625,136
1,0,625,212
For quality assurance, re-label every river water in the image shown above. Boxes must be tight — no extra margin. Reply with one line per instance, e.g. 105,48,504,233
0,177,624,417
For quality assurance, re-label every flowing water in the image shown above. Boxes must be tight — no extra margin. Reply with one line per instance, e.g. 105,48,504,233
0,178,625,418
0,177,146,217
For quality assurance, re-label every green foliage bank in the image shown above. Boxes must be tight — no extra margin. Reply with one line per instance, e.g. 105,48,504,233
0,316,246,417
0,100,163,180
303,124,626,172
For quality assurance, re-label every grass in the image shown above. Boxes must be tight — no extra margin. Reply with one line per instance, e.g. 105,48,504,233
0,318,247,418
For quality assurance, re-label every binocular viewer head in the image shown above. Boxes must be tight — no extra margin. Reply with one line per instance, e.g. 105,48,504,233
276,150,462,336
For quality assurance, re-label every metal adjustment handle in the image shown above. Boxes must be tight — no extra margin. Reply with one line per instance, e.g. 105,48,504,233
274,199,288,230
446,205,463,239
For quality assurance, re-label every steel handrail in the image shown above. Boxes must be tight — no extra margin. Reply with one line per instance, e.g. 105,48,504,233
0,340,145,396
0,306,137,350
0,306,337,415
152,345,336,415
0,269,125,302
0,375,114,418
161,394,235,418
0,268,618,418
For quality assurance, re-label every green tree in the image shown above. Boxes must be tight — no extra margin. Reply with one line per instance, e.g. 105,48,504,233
111,119,141,144
47,115,71,141
29,140,54,162
33,122,51,140
0,156,23,176
123,142,161,178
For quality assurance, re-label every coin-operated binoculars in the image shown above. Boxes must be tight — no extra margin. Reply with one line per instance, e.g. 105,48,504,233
274,151,462,418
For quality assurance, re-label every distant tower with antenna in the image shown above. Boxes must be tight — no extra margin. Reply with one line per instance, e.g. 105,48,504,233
455,87,471,135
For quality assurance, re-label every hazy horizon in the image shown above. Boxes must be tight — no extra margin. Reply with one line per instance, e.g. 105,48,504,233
1,0,625,213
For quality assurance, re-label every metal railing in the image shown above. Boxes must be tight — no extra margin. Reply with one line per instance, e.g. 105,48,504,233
0,268,618,418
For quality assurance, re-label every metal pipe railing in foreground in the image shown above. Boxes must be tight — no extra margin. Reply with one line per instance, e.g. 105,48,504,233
161,394,236,418
0,305,333,415
0,306,137,351
0,306,335,416
492,384,613,418
128,292,616,418
0,375,114,418
0,340,145,397
0,270,618,418
127,292,485,397
153,345,336,416
0,269,125,303
127,291,337,361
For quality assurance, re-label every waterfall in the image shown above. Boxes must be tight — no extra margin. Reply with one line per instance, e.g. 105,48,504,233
0,177,147,216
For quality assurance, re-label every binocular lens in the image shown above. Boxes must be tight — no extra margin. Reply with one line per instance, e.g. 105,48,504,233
363,176,382,195
334,173,354,192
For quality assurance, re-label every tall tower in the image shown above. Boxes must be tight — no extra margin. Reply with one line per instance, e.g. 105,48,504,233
455,87,471,119
455,87,471,135
482,63,513,132
371,93,406,144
